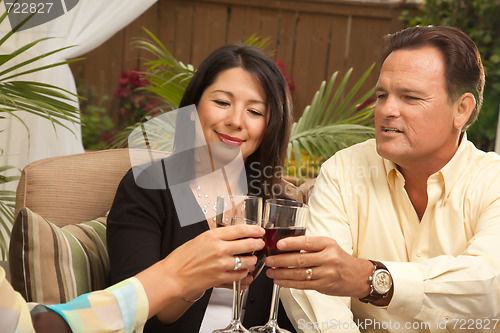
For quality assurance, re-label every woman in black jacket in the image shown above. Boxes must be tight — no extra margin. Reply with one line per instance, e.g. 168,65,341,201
107,44,295,332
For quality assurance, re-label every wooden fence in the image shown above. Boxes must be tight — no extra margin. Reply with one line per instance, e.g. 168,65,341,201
71,0,413,128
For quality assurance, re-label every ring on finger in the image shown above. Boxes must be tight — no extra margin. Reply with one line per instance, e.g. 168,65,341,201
234,256,242,271
305,268,313,281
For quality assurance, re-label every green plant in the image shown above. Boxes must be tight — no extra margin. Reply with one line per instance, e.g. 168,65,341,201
402,0,500,151
81,99,114,151
0,5,82,258
0,165,19,258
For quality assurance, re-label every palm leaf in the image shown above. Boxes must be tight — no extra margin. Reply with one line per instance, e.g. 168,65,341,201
243,34,272,51
0,38,81,79
0,81,81,134
107,107,175,150
288,65,376,179
0,201,15,259
0,165,18,259
135,28,195,109
0,0,34,45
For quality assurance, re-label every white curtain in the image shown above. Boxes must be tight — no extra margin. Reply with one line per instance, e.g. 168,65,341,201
0,0,158,183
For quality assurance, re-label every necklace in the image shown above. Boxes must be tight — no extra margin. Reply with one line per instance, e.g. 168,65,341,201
195,185,217,221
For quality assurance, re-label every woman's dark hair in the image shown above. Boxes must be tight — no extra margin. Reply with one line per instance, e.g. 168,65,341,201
179,44,293,199
381,26,485,131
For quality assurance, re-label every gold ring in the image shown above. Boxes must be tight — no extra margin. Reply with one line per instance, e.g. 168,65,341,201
305,268,313,280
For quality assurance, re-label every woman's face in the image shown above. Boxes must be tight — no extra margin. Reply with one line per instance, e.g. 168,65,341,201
197,67,268,161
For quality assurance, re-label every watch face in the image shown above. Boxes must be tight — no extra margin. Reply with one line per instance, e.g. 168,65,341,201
373,270,392,294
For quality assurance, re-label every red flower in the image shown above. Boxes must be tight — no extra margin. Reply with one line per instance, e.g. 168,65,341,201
356,98,375,111
275,60,295,97
113,68,161,129
101,133,113,142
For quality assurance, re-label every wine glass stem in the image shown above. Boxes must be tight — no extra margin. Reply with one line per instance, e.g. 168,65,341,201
268,283,281,323
232,280,242,321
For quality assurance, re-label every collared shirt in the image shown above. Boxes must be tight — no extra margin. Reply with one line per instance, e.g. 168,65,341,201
0,266,149,333
281,138,500,333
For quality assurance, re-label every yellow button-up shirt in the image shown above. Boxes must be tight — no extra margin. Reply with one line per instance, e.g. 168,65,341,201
281,138,500,333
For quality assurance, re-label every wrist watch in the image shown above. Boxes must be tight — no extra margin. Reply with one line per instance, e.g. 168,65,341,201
359,260,393,304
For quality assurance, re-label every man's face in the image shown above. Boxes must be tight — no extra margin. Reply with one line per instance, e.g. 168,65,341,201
374,46,462,170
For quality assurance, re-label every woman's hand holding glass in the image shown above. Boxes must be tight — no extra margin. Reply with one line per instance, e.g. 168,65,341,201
161,223,264,303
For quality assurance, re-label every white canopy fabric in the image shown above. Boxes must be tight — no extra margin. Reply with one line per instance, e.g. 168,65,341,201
0,0,157,185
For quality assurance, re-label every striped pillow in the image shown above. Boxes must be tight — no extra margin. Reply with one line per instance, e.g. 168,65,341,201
9,207,109,305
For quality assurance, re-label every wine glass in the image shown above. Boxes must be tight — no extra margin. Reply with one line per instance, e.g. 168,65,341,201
213,195,263,333
249,199,309,333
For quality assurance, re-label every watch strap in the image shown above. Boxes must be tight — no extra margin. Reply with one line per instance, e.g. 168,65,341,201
359,260,390,304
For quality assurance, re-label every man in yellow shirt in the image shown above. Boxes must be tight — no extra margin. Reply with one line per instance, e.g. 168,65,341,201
265,26,500,332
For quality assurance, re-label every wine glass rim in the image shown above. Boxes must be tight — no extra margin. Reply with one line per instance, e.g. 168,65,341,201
265,198,309,209
217,215,259,227
217,194,262,200
230,216,258,225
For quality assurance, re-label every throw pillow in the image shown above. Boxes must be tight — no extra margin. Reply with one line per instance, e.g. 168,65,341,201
9,207,109,305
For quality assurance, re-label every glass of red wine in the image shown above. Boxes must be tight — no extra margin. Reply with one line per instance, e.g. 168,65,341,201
213,195,263,333
249,198,309,333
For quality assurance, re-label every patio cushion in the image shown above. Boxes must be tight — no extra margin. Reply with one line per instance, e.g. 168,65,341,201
9,207,109,305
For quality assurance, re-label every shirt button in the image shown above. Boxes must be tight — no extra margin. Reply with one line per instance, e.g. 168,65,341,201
416,250,423,257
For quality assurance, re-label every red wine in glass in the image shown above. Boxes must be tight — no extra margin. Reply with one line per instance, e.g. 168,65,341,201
263,227,306,256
